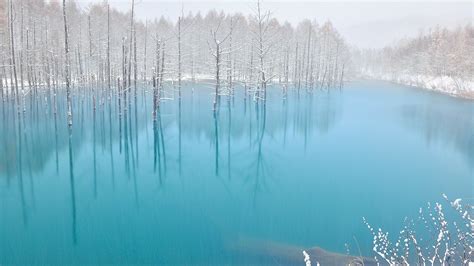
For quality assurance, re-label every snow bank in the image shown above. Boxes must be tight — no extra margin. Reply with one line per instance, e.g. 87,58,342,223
360,71,474,100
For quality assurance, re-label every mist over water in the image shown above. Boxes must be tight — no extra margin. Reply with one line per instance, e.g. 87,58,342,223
0,81,472,264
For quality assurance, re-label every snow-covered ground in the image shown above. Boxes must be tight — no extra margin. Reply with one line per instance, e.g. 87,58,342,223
360,71,474,100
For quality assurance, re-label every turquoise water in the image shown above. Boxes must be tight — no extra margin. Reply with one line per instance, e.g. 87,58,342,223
0,81,472,264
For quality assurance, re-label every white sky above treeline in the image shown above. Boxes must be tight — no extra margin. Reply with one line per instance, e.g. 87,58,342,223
76,0,473,49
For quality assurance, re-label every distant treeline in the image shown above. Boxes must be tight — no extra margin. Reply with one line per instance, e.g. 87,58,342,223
354,25,473,81
0,0,350,99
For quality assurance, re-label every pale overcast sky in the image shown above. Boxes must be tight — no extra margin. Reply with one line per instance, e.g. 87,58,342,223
76,1,473,48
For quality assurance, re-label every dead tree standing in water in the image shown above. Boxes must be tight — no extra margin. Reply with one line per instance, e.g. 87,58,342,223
8,0,19,112
63,0,72,127
107,3,111,93
127,0,135,101
177,15,182,98
208,19,232,113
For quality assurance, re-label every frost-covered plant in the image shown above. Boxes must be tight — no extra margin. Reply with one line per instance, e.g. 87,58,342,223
364,195,473,265
303,250,312,266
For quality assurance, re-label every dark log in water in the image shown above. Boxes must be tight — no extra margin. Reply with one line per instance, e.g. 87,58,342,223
228,236,377,265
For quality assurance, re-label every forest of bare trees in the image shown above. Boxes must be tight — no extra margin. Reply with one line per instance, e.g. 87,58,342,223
0,0,349,120
353,25,473,94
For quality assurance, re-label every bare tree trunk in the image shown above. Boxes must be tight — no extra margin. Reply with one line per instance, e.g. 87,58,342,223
339,63,344,90
0,69,3,101
133,24,137,98
128,0,134,95
155,36,160,85
284,45,289,96
63,0,72,127
152,72,157,121
153,38,160,121
159,42,165,94
248,42,254,98
177,16,182,98
77,45,84,85
227,18,233,94
88,15,92,84
19,0,24,96
1,40,7,102
8,0,19,112
214,43,220,112
209,22,231,112
333,42,339,88
305,25,312,89
143,21,147,83
256,0,266,100
293,42,298,88
316,41,321,88
107,3,111,91
88,15,92,57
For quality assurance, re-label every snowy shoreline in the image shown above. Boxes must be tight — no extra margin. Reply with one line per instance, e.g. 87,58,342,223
3,75,473,100
358,73,474,100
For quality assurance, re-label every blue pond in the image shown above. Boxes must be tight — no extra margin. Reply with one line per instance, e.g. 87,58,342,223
0,81,472,264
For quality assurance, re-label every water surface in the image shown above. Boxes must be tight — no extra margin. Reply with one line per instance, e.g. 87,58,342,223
1,81,472,264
